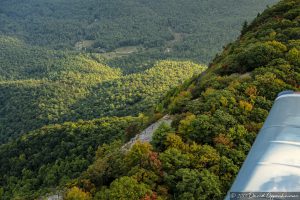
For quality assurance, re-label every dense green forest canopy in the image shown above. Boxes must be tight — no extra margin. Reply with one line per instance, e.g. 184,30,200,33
2,0,299,199
0,0,278,63
0,43,205,143
59,0,298,199
0,0,278,142
0,115,148,199
0,0,279,143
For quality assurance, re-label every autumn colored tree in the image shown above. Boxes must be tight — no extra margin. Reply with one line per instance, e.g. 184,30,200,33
64,187,91,200
94,177,152,200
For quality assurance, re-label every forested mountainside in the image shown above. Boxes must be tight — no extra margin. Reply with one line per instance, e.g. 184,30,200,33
0,0,277,143
2,0,298,199
0,115,149,199
0,39,204,143
0,0,277,64
58,0,297,199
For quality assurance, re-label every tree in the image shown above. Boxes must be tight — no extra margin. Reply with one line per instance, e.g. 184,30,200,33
125,142,153,170
287,48,300,66
218,156,239,190
159,148,191,174
174,169,222,200
241,20,248,35
94,177,152,200
151,123,173,151
64,187,91,200
189,144,221,170
168,91,192,114
164,133,186,150
178,114,213,144
83,141,125,186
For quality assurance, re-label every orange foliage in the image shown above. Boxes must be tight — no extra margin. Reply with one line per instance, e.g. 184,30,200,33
213,134,233,147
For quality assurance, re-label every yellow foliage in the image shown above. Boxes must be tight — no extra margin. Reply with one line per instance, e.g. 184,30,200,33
213,134,233,147
220,96,228,107
245,86,258,97
64,187,91,200
202,87,216,97
287,47,300,64
239,100,253,112
265,40,287,52
165,133,186,150
178,114,196,136
227,79,240,92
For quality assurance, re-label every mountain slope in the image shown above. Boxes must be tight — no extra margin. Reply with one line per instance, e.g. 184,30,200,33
63,0,298,199
0,115,148,199
0,0,297,199
0,43,205,143
0,0,278,63
0,0,279,142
